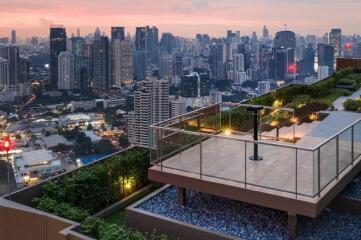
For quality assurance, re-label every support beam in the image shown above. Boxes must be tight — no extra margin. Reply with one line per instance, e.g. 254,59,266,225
287,212,297,240
177,187,186,206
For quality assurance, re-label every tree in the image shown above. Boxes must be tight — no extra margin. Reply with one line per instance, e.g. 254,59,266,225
93,139,116,154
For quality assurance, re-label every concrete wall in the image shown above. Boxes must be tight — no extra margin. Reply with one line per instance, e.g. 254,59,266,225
0,199,93,240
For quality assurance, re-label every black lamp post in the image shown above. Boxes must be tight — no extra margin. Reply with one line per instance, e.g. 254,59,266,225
247,105,264,161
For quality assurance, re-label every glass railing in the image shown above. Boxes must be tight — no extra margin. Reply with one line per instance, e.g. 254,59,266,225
150,103,361,199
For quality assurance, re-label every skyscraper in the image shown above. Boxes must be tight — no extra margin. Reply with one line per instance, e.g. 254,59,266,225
111,27,125,41
329,28,342,60
263,25,269,39
128,78,169,148
160,33,176,53
0,45,19,85
146,26,160,67
233,53,245,72
93,29,110,90
318,44,335,73
11,30,16,44
58,51,74,90
50,27,66,89
111,39,133,87
134,27,147,80
0,58,9,86
75,56,89,92
274,31,296,49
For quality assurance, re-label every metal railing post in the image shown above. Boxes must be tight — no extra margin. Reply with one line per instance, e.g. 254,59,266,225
200,134,202,179
159,128,163,171
245,141,247,188
295,149,298,198
336,135,339,179
351,125,355,165
318,148,321,197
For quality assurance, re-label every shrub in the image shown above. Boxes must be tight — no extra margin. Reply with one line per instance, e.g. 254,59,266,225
343,99,361,112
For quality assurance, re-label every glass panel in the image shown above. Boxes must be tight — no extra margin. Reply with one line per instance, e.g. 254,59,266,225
161,130,200,175
246,142,296,193
297,149,315,197
338,127,352,173
202,137,245,183
320,138,337,190
354,122,361,160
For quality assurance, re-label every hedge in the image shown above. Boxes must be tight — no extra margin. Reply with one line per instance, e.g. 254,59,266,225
31,147,166,239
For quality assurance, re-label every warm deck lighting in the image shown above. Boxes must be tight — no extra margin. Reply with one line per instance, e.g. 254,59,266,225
270,121,279,127
125,181,132,190
273,100,282,108
310,113,318,121
291,117,298,124
224,129,232,136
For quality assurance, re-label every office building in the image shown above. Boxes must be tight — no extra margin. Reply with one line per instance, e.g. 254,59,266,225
111,39,133,87
74,56,89,92
318,44,334,73
128,78,169,148
58,51,74,90
274,31,296,49
50,27,66,89
111,27,125,41
93,29,110,90
134,27,147,80
318,66,330,80
11,30,16,44
0,44,19,85
258,80,270,95
0,58,9,86
233,53,245,72
329,28,342,60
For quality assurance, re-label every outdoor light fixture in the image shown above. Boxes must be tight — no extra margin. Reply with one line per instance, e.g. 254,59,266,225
247,105,264,161
224,129,232,136
1,136,13,199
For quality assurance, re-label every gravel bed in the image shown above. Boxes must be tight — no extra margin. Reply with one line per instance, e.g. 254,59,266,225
138,186,361,240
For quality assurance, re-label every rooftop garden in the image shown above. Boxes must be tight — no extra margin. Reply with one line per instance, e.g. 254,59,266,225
224,69,361,135
30,147,167,240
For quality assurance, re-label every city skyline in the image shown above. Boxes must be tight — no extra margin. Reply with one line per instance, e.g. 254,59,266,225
1,0,361,39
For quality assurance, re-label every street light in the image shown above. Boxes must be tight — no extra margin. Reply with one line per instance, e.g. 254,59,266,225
1,136,12,200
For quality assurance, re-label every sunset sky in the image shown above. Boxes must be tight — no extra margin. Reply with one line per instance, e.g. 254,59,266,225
0,0,360,39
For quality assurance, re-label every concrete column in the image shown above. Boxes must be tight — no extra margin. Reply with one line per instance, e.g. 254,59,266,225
177,187,186,206
288,212,297,240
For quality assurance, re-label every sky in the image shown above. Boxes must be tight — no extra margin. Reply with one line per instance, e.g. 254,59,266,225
0,0,361,39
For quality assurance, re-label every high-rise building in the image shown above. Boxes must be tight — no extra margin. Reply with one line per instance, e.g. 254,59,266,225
93,29,110,90
170,98,186,117
11,30,16,44
209,43,225,80
134,27,147,80
274,31,296,49
181,71,210,98
0,58,9,86
71,37,86,57
302,43,315,75
58,51,74,90
173,54,183,77
75,56,89,92
233,53,245,72
128,78,169,148
263,25,269,39
19,57,29,83
329,29,342,60
0,45,19,85
318,44,334,73
318,66,330,80
258,80,270,95
111,27,125,41
159,54,173,80
160,33,176,53
146,26,160,67
50,27,66,89
111,39,133,87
